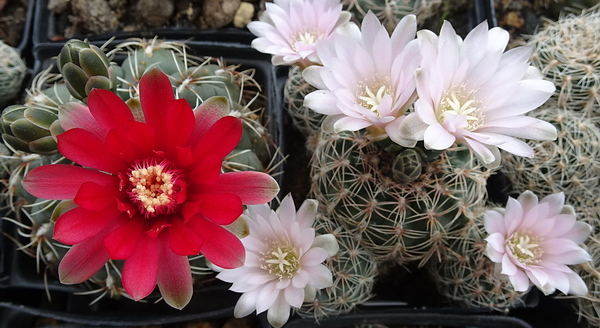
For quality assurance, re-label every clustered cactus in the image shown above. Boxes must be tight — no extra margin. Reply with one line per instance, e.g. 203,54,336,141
0,38,280,301
341,0,440,32
310,130,492,266
528,6,600,116
0,41,27,108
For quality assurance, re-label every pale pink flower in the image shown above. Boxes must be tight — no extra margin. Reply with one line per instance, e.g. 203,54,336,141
247,0,352,68
387,21,557,168
302,11,420,137
484,191,591,296
215,194,338,327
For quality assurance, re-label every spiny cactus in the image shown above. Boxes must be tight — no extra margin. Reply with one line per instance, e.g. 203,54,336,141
284,65,324,137
310,130,492,266
342,0,440,32
426,213,527,310
574,227,600,327
0,41,27,108
528,6,600,116
0,37,281,302
500,107,600,206
298,213,378,320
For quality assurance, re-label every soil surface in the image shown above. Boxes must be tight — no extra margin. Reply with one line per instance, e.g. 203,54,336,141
48,0,261,40
0,0,27,48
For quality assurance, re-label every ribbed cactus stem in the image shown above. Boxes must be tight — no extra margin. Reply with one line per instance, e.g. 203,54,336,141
0,41,26,107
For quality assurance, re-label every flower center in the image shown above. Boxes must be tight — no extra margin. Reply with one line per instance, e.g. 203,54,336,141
438,85,484,131
127,159,182,217
357,79,393,117
261,243,300,279
506,231,543,265
290,30,321,51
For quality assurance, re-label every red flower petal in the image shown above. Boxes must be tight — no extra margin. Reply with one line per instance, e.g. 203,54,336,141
186,153,222,185
179,201,200,223
172,146,195,168
59,102,108,139
104,128,145,164
22,164,117,200
122,234,159,301
73,181,121,211
168,217,204,255
193,116,242,160
198,171,280,205
123,121,158,158
103,217,145,259
188,96,229,146
157,233,193,309
88,89,135,131
197,193,243,225
58,128,129,174
58,231,111,284
54,206,125,245
139,68,175,146
188,215,245,269
164,99,194,149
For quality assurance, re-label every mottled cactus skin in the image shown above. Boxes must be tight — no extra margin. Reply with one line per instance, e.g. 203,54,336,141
528,6,600,116
310,130,491,266
298,214,378,320
500,107,600,206
284,65,324,138
426,212,527,310
0,38,279,302
0,41,26,108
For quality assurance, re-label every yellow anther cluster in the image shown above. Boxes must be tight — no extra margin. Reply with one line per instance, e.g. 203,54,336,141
438,85,484,131
129,165,175,214
261,243,300,279
506,231,544,265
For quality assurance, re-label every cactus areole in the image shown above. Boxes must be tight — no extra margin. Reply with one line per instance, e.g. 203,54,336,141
21,68,280,309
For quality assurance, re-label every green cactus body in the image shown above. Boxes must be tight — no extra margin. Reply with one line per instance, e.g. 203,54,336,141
426,214,526,310
500,107,600,206
310,130,491,265
528,6,600,116
0,41,26,108
574,228,600,327
284,65,324,137
342,0,439,32
2,37,281,302
298,214,378,320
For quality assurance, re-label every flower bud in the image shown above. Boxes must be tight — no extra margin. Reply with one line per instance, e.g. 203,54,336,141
0,104,60,155
58,39,117,102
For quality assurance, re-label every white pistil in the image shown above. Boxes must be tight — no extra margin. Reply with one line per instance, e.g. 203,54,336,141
507,231,543,265
438,85,484,131
261,243,299,279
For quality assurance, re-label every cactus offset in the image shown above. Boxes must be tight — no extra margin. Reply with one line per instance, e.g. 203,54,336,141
528,6,600,116
310,130,491,266
0,41,26,108
426,212,527,310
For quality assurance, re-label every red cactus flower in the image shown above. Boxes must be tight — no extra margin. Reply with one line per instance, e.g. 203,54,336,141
22,68,280,309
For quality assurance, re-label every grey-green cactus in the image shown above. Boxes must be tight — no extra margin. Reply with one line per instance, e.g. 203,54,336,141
342,0,440,32
1,37,280,302
310,130,492,266
500,107,600,207
298,213,378,319
0,41,27,108
426,212,527,310
527,6,600,116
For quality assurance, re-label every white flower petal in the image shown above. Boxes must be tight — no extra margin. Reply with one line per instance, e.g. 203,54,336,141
292,268,310,288
256,282,280,314
501,253,518,276
423,123,456,150
234,289,259,318
304,285,317,302
267,294,291,328
306,264,334,289
509,269,531,292
284,285,305,308
485,232,506,253
312,234,339,257
483,209,507,236
566,271,588,296
296,199,318,229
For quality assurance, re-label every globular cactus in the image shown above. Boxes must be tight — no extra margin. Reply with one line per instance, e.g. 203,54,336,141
500,107,600,208
284,65,324,138
298,213,378,320
527,6,600,116
426,213,527,310
0,41,27,108
310,130,492,266
573,227,600,327
0,37,280,302
342,0,440,32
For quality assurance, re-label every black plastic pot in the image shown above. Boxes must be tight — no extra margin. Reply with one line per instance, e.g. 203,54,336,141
0,35,286,327
32,0,258,46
